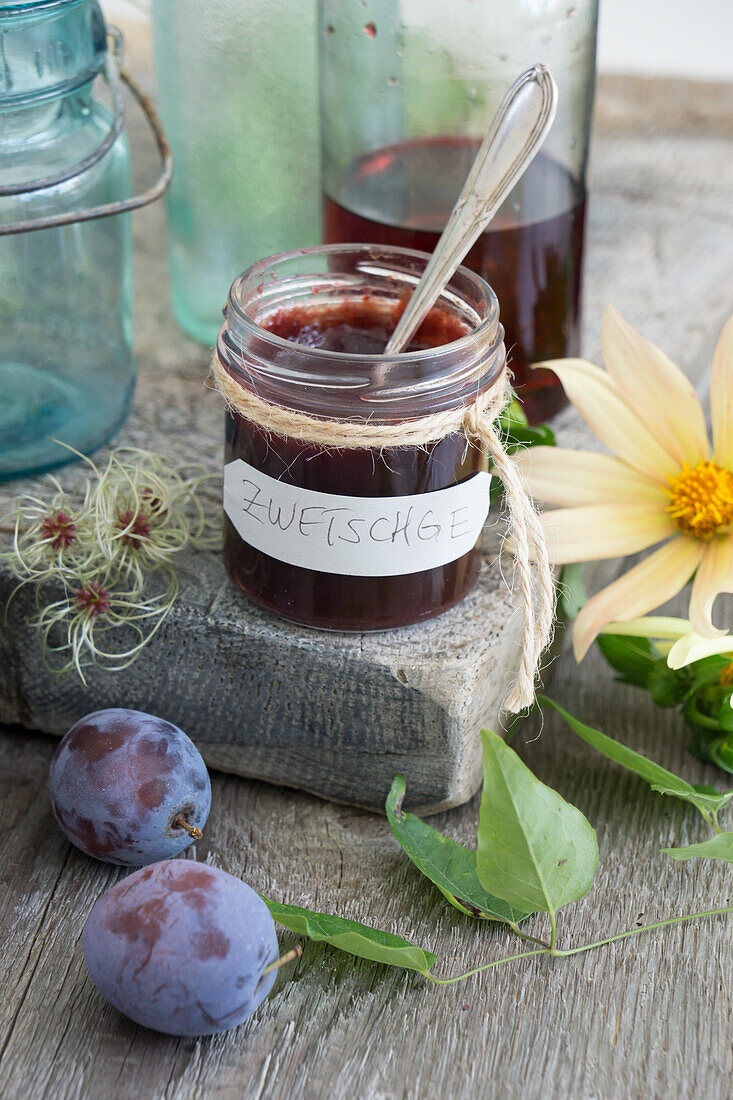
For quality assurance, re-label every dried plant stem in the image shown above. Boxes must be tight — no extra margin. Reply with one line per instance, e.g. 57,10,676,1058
423,904,733,985
173,816,203,840
261,947,303,976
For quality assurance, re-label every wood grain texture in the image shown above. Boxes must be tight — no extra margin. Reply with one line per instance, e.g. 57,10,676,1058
1,15,733,1100
0,539,525,814
2,631,733,1100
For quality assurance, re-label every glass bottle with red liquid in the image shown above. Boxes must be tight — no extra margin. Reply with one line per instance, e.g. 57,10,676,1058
319,0,598,424
219,245,506,632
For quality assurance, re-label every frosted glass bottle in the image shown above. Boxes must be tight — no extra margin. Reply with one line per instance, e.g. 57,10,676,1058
152,0,321,346
0,0,134,480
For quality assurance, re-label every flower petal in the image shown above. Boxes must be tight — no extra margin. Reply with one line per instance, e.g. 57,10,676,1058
536,359,679,483
541,504,677,565
572,537,707,660
711,315,733,469
601,616,695,640
668,632,733,669
515,446,667,507
688,535,733,637
601,306,710,466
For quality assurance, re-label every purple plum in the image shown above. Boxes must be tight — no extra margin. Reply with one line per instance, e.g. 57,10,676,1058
49,708,211,865
82,860,280,1036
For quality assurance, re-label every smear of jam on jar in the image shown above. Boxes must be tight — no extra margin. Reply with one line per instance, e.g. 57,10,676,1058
223,297,489,631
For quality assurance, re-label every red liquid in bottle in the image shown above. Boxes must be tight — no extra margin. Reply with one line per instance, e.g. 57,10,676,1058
223,298,489,632
324,139,587,423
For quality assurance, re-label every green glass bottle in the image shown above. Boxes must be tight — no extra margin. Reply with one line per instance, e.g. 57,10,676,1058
152,0,322,345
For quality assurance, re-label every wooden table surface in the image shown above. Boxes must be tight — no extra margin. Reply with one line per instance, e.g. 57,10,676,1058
1,17,733,1100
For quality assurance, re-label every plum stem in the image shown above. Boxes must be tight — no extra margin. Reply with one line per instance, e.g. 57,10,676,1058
262,946,303,976
173,815,202,839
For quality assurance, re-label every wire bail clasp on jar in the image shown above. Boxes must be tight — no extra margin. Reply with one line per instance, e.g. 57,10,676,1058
0,27,173,237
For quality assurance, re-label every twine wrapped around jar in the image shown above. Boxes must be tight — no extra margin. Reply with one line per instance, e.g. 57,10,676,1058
211,350,555,712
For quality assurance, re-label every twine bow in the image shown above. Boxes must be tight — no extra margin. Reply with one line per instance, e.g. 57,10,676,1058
212,351,554,712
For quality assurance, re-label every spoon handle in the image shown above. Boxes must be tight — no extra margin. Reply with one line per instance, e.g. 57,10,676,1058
384,65,558,356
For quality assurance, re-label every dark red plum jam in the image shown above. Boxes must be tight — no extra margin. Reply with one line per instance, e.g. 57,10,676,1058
222,297,490,632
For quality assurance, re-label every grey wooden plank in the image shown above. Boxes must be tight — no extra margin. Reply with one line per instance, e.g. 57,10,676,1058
0,523,526,815
1,631,733,1100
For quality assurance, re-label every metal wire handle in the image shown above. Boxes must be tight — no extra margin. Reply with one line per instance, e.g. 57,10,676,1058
0,29,172,236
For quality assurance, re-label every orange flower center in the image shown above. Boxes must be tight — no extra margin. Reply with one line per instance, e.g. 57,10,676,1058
666,460,733,539
721,661,733,689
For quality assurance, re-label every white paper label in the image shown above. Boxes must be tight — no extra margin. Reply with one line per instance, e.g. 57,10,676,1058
223,458,490,578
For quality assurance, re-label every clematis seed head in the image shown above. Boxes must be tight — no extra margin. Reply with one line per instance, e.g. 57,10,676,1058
75,581,112,619
116,508,152,548
40,510,76,551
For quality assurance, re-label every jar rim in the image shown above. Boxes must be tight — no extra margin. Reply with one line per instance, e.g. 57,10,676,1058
224,243,500,365
0,0,105,109
219,244,506,419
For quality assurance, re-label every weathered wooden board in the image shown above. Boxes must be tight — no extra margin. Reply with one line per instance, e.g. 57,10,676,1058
0,13,732,1097
0,543,524,814
2,599,733,1100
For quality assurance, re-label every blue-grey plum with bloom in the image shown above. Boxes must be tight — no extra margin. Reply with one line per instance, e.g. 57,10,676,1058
82,860,280,1036
49,708,211,865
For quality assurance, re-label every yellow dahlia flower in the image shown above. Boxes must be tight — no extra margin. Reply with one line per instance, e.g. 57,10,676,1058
516,307,733,661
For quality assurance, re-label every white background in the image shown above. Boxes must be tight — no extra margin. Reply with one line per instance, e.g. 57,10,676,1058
106,0,733,82
598,0,733,80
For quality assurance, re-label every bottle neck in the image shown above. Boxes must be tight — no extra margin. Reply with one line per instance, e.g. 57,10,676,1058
0,0,106,110
0,84,93,145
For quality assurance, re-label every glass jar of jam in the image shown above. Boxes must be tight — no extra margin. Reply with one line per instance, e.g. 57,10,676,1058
218,244,506,632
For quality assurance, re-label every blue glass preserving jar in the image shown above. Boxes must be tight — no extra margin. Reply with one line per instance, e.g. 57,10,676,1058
0,0,171,480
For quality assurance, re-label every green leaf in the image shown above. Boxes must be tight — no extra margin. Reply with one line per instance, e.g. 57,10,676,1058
476,729,598,915
686,656,732,696
674,659,732,724
694,783,727,798
648,661,690,707
261,897,435,973
709,735,733,774
505,423,557,450
559,563,587,621
719,692,733,733
541,695,693,790
498,398,556,449
491,400,556,501
539,695,733,820
502,398,529,428
385,775,531,925
596,634,657,689
650,784,733,816
663,832,733,863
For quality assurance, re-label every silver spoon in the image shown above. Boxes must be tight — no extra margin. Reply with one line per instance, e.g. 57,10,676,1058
383,65,558,357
